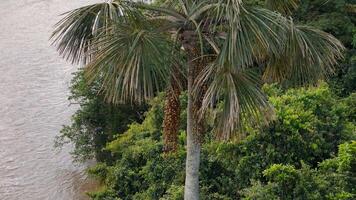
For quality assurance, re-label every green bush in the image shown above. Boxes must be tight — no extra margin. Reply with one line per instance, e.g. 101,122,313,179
229,84,356,188
87,84,355,199
55,70,146,162
242,141,356,200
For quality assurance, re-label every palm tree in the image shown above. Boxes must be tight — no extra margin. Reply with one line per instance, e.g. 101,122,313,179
52,0,344,199
52,1,183,153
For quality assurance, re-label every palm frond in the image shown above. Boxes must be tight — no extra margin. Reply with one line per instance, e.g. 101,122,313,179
265,0,300,15
264,24,345,85
216,7,287,69
85,18,174,104
212,0,243,26
137,2,186,21
51,1,137,64
196,64,273,140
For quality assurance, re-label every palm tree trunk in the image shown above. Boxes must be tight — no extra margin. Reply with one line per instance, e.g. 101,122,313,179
162,78,181,153
184,47,208,200
184,56,201,200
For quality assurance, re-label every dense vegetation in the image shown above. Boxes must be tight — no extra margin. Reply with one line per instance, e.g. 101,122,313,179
58,72,356,199
55,0,356,199
55,71,147,162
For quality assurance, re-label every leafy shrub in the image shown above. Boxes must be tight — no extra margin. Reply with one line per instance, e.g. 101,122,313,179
229,84,356,188
88,84,355,199
242,141,356,200
55,70,146,162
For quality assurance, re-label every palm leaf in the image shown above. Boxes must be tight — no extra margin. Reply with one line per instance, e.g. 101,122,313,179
215,7,287,69
265,0,299,15
264,24,345,85
196,63,273,140
85,18,174,104
212,0,243,26
51,1,138,64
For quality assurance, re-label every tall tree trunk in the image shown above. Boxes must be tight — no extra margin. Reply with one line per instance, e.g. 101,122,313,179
184,48,206,200
184,57,201,200
162,76,181,153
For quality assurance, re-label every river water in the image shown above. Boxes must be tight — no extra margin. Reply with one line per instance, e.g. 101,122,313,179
0,0,100,199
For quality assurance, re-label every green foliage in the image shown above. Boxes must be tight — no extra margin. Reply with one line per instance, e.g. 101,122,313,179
337,141,356,173
160,185,184,200
88,84,355,199
55,70,146,162
88,95,187,200
87,188,120,200
242,141,356,200
228,84,356,188
265,83,355,163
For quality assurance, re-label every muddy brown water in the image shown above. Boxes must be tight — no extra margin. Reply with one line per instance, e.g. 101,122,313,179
0,1,100,199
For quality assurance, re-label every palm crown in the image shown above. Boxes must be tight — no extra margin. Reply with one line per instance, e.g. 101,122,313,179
52,0,343,135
